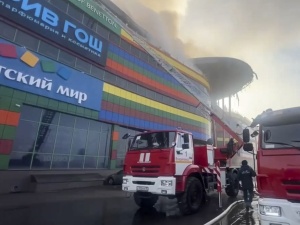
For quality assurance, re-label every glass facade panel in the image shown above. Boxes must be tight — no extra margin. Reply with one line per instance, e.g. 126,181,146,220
20,106,42,121
9,152,32,169
35,124,57,154
69,156,84,169
97,157,108,168
12,121,39,153
86,131,101,156
54,126,73,154
75,117,89,130
84,157,97,169
31,154,51,169
71,129,88,155
51,155,69,169
9,105,112,170
59,114,75,127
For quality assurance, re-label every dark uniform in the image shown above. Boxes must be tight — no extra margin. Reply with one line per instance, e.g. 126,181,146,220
237,160,256,211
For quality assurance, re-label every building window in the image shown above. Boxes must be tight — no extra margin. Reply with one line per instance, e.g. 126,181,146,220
97,24,110,39
76,58,91,74
83,14,97,32
67,4,84,22
58,50,76,67
109,32,120,45
0,21,16,41
9,105,111,170
49,0,68,12
120,39,131,52
15,30,39,51
38,41,59,60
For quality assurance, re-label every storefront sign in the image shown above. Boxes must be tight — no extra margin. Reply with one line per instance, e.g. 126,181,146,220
68,0,121,35
0,39,103,111
0,0,108,66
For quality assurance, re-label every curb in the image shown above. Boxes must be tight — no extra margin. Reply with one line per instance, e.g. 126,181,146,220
204,200,244,225
204,198,259,225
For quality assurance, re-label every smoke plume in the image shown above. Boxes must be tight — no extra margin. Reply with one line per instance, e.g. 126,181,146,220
111,0,300,119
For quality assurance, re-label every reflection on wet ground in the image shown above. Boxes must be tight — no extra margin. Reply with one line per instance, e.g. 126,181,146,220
213,201,260,225
0,192,258,225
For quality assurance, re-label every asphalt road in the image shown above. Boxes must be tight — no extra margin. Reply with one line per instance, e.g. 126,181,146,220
0,187,258,225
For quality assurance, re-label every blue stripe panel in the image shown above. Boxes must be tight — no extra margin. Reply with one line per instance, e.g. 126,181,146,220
99,110,208,140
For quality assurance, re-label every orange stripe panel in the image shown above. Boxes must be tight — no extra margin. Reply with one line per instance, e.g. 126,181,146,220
0,110,20,126
112,131,119,141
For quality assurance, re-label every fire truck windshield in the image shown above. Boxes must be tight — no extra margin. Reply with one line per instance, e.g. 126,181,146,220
262,123,300,150
130,132,176,150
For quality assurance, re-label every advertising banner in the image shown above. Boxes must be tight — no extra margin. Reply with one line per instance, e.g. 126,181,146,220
0,0,108,66
68,0,121,35
0,39,103,111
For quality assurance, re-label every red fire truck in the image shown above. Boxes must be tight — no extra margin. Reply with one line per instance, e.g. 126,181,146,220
242,107,300,225
122,113,254,215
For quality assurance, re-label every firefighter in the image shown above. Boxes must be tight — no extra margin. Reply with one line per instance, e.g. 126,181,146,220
238,160,256,211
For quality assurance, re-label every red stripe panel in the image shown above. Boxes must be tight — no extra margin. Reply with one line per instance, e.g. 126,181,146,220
0,139,13,155
111,150,117,160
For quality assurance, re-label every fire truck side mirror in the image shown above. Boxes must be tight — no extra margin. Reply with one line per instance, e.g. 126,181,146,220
243,129,250,143
243,143,253,152
122,133,130,139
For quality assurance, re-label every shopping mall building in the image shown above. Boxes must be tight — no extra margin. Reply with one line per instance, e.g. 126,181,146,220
0,0,225,193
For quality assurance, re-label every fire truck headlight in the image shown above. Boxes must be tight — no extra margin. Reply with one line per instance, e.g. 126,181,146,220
161,180,172,186
259,205,281,217
123,178,128,184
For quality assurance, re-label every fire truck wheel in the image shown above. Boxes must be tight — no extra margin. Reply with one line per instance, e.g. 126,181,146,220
133,193,158,208
225,172,239,197
177,177,203,215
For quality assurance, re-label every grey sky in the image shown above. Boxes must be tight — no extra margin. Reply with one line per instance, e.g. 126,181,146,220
112,0,299,119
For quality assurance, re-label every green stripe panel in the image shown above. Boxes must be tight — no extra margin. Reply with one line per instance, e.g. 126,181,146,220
0,86,98,120
0,155,9,170
111,141,118,150
2,125,16,140
108,53,191,96
0,125,5,138
103,92,207,129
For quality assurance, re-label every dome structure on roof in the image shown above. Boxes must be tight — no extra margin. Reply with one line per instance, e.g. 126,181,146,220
193,57,256,100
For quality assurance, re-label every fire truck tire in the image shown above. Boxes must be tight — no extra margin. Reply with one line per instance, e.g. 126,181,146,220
225,172,239,197
133,193,158,208
177,177,203,215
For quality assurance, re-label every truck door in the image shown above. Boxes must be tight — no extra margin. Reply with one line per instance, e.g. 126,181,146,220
174,133,193,175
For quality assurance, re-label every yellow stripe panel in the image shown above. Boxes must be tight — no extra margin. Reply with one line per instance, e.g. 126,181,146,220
104,83,209,124
121,29,134,42
153,49,210,89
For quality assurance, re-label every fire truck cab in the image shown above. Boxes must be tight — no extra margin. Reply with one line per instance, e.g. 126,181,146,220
122,129,237,215
243,107,300,225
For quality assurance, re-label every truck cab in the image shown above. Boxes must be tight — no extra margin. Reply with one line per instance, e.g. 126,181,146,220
122,130,193,196
243,107,300,225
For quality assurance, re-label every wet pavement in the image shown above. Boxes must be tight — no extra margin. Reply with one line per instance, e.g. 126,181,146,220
0,187,259,225
212,201,260,225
